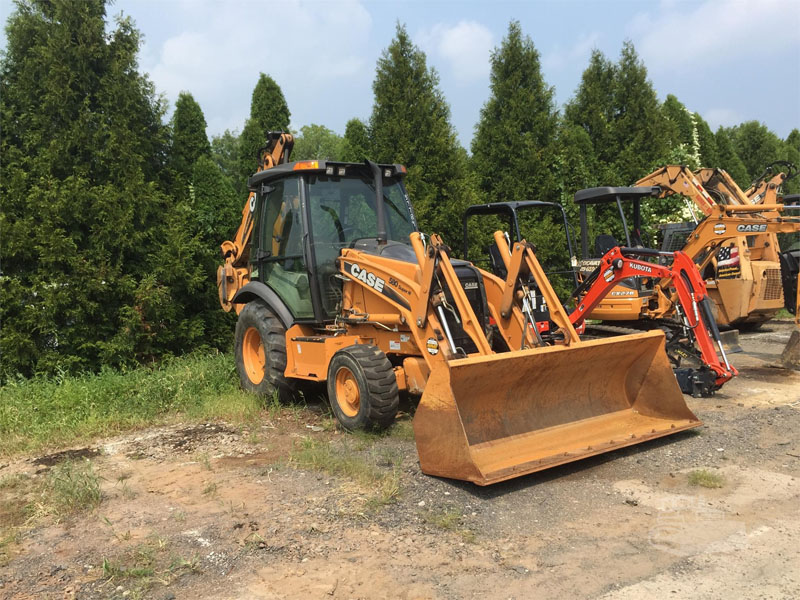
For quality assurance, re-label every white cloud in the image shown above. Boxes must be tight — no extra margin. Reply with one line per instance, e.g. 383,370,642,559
628,0,800,71
138,0,373,134
417,21,493,85
704,107,744,131
542,32,600,71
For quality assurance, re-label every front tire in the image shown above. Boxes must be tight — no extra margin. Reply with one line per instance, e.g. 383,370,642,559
327,345,399,431
234,301,296,401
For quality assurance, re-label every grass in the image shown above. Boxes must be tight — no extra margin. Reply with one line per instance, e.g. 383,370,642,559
100,535,199,596
688,468,725,489
421,507,476,543
37,459,103,518
0,352,262,457
290,436,402,509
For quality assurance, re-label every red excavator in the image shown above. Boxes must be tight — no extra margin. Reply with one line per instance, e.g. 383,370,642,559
463,190,737,397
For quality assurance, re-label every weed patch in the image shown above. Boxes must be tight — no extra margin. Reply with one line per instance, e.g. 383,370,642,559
688,469,725,489
38,459,103,517
290,436,402,509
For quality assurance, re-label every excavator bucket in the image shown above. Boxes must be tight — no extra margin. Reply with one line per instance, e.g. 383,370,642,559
413,329,700,485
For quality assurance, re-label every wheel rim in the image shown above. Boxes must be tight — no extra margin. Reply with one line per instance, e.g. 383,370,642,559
334,367,360,417
242,327,266,384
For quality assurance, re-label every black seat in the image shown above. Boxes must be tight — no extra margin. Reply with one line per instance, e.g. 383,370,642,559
594,234,619,256
488,243,508,278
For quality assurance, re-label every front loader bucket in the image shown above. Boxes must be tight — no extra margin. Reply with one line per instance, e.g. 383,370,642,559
413,329,700,485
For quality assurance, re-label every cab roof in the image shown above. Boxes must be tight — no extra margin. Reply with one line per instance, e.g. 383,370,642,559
248,160,407,190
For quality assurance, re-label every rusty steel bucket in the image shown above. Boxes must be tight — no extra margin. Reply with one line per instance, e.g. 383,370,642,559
412,329,701,485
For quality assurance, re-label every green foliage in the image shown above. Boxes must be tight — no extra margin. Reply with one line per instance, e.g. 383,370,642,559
237,73,291,194
472,21,559,203
43,459,103,516
292,123,343,160
0,352,257,456
564,43,675,257
694,113,719,166
728,121,788,182
715,127,750,187
0,0,228,379
662,94,694,147
470,21,566,287
611,42,672,183
687,468,725,488
564,49,617,185
784,129,800,195
210,129,242,192
369,23,476,244
340,118,371,162
566,42,671,186
170,91,211,184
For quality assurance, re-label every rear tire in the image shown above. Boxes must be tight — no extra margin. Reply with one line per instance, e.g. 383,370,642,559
234,301,296,402
327,345,399,431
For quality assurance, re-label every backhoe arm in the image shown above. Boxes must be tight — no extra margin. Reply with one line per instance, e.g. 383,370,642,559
217,132,294,312
569,246,737,392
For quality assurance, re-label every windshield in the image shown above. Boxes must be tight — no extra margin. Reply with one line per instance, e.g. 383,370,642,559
306,175,415,246
306,174,416,317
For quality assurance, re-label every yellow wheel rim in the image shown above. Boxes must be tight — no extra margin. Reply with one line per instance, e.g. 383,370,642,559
242,327,265,384
334,367,360,417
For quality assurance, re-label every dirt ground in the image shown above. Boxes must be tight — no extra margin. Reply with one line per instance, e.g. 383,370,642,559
1,322,799,600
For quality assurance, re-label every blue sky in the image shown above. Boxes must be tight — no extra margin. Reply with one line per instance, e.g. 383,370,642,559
2,0,799,149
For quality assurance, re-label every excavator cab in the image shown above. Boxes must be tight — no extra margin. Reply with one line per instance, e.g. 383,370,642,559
462,201,579,334
574,186,664,321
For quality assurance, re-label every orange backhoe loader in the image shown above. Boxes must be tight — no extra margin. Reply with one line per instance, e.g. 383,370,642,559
216,132,700,485
572,174,800,329
634,165,799,326
462,198,737,397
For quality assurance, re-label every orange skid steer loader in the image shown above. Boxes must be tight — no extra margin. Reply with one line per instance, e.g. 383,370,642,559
217,132,700,485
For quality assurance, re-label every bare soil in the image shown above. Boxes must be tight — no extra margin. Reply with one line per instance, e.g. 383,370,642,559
1,322,799,600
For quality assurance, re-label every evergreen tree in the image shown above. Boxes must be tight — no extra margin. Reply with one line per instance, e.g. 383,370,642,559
292,124,343,160
472,21,559,203
340,118,371,162
694,114,719,167
237,73,290,194
611,42,671,183
210,129,241,193
714,127,750,187
784,129,800,195
470,21,563,283
729,121,786,181
661,94,694,151
369,23,475,244
564,49,616,184
0,0,218,377
170,91,211,182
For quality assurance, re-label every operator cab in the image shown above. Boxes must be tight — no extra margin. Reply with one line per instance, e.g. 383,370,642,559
574,186,661,296
462,201,579,340
247,160,417,323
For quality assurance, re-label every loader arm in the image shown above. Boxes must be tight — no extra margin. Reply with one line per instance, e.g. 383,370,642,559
490,231,581,345
635,165,720,216
679,204,800,272
743,161,797,205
